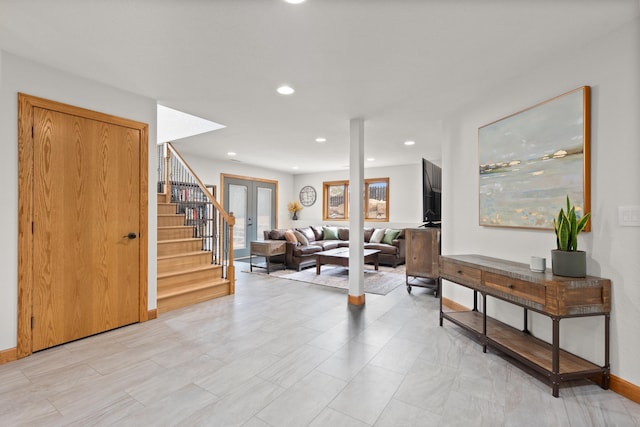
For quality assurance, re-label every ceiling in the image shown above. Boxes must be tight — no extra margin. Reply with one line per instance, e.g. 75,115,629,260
1,0,638,174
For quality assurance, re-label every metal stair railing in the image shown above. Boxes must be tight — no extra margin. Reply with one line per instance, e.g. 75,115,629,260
157,143,235,289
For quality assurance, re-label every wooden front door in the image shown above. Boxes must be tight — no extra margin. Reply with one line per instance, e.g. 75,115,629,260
18,94,149,355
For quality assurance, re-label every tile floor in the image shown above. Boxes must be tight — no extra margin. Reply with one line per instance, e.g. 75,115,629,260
1,271,639,426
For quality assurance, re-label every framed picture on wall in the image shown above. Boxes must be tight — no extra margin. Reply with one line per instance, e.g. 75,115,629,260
478,86,591,230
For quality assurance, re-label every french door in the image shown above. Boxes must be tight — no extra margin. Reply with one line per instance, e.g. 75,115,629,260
223,175,277,258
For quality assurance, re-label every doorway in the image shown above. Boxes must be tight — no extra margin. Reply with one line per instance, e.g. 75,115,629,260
222,175,278,258
17,94,148,357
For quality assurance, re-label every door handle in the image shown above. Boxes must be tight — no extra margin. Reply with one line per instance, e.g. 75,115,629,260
124,232,137,240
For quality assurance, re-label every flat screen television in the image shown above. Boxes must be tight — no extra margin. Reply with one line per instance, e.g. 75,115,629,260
422,158,442,227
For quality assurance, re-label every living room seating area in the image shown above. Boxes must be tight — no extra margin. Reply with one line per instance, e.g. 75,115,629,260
263,225,406,271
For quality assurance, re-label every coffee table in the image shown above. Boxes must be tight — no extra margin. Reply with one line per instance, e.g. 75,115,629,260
315,248,380,275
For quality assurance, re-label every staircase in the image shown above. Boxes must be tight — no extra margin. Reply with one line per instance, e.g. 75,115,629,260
156,143,235,314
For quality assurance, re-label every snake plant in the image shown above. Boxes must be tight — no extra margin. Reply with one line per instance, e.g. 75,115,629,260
553,196,590,251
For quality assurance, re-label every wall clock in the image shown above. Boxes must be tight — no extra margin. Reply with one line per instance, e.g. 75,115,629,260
299,185,317,207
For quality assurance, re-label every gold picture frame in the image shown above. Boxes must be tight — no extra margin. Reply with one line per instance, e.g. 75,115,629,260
478,86,591,230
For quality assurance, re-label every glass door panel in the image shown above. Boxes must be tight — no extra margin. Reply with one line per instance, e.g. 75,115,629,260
256,187,273,241
228,183,248,251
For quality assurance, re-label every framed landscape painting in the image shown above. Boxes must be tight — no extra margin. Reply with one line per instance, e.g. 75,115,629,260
478,86,591,230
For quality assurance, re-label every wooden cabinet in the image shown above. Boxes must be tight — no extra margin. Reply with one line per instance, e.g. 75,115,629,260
405,228,441,295
439,254,611,397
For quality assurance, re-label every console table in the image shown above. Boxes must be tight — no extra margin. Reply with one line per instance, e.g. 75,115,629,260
439,254,611,397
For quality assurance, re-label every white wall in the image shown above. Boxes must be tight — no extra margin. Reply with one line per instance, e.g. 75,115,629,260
180,151,427,232
177,148,295,230
0,51,158,352
442,18,640,385
292,163,424,230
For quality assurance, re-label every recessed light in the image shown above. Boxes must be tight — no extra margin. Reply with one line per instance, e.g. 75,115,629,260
292,166,299,170
284,0,306,3
227,152,236,156
277,85,295,95
404,140,415,146
367,158,375,161
315,137,326,143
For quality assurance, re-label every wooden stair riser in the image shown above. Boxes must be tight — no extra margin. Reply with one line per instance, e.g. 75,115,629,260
158,227,194,240
158,252,213,273
158,265,223,290
157,203,178,215
157,281,231,314
158,214,186,227
157,193,169,203
158,275,226,297
158,239,203,257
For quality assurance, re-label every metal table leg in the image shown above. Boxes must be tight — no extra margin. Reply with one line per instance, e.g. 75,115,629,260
552,317,560,397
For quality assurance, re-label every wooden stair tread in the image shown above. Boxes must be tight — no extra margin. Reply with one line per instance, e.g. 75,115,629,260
158,213,184,217
158,264,220,279
158,226,191,229
158,238,203,244
157,278,229,299
158,250,211,261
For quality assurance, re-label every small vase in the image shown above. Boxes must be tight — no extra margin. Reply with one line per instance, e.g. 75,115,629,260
551,250,586,277
292,211,298,220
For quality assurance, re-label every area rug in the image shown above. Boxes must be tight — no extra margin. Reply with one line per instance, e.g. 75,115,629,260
243,263,406,296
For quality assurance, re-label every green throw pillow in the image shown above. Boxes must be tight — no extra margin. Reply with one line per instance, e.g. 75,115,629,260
322,226,339,240
382,228,400,245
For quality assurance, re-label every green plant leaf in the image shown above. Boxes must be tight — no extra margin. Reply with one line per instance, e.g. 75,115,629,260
576,212,591,234
569,207,577,251
557,217,569,251
554,208,567,250
557,208,564,227
574,212,591,251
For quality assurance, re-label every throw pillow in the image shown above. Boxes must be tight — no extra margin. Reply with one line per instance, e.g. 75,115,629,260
284,230,298,245
269,229,287,240
322,226,339,240
382,228,400,245
310,225,324,241
297,227,316,243
370,228,385,243
363,227,374,242
293,230,309,246
338,227,349,240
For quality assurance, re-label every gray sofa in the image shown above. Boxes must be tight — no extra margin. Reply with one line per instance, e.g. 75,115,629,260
263,225,406,271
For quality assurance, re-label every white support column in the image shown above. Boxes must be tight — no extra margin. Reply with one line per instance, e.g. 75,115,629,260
348,118,365,306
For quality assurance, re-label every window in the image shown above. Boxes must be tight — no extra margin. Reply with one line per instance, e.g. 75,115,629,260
365,178,389,221
323,180,348,220
322,178,389,221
